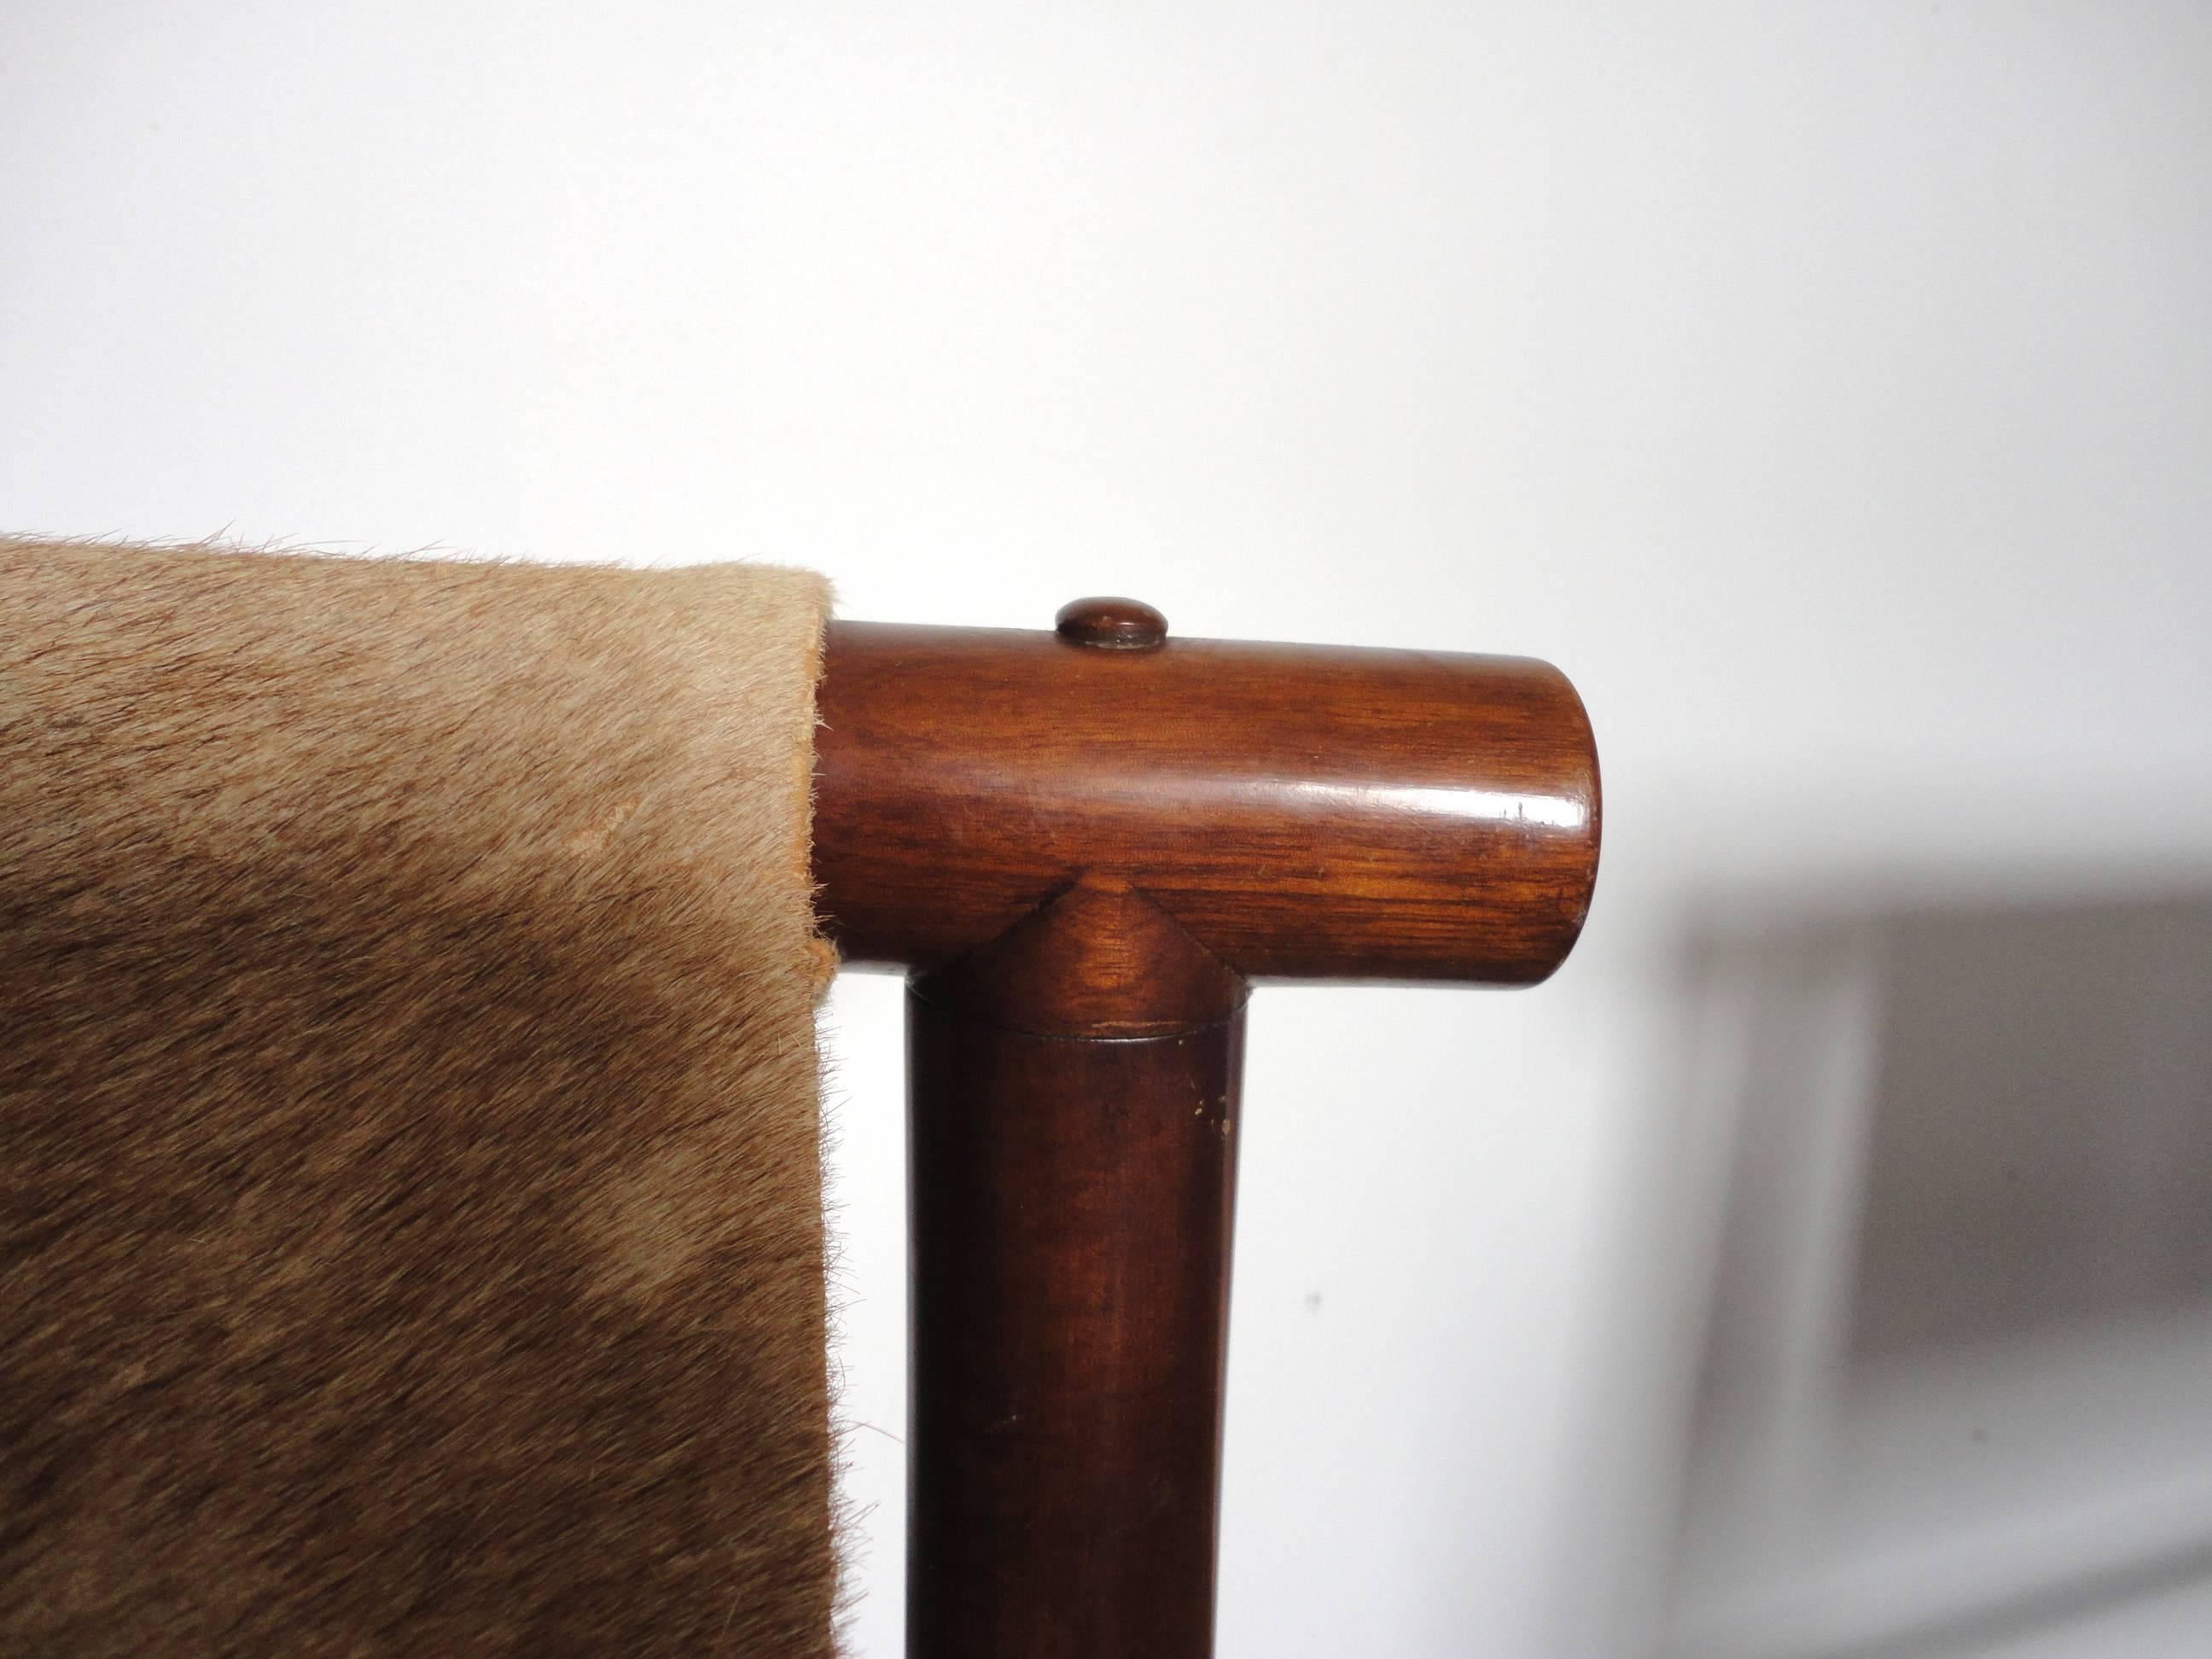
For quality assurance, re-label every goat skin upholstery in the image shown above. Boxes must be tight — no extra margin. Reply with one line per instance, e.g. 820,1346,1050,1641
0,539,838,1656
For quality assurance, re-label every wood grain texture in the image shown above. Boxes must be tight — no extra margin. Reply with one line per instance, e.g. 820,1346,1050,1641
905,986,1244,1659
813,620,1599,985
813,608,1599,1659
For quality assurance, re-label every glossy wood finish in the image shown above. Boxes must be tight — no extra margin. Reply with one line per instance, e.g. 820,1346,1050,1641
813,620,1599,985
906,985,1245,1657
812,608,1598,1659
1054,594,1170,649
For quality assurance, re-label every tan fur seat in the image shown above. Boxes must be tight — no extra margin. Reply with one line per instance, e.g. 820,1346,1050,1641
0,540,839,1656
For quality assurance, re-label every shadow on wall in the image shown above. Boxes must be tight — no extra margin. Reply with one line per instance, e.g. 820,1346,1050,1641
1657,887,2212,1659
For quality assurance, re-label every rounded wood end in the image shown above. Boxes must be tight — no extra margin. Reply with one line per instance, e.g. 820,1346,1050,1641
1056,597,1168,649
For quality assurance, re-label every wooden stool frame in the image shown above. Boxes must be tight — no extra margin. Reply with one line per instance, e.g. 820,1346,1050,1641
812,599,1600,1659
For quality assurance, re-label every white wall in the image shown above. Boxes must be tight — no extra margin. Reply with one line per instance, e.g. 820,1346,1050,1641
7,4,2211,1654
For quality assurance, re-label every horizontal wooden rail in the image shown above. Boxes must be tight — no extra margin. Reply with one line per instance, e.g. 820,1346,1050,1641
814,608,1599,986
810,599,1600,1659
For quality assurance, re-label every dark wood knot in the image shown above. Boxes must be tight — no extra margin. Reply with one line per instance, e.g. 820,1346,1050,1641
1055,597,1167,649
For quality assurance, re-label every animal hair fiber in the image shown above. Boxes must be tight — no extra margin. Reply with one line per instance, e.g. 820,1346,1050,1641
0,538,841,1655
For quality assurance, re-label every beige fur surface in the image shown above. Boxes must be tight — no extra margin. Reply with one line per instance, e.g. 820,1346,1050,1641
0,538,837,1655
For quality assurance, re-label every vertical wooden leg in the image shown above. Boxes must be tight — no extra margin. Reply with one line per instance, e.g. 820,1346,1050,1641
903,882,1249,1659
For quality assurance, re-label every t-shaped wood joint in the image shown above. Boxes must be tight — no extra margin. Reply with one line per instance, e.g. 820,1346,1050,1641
809,602,1601,1659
